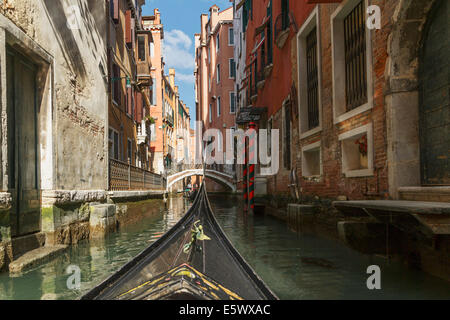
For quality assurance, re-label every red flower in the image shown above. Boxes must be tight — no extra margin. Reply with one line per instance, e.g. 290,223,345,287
355,135,368,156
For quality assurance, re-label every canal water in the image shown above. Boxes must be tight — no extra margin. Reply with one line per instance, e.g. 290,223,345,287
0,195,449,300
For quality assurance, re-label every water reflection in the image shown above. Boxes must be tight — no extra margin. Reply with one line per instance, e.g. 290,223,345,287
0,195,448,300
0,197,190,300
208,195,450,300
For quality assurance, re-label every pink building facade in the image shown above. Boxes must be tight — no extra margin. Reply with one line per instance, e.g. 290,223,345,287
143,10,165,174
195,5,236,192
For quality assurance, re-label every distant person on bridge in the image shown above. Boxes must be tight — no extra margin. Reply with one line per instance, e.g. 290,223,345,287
185,182,192,198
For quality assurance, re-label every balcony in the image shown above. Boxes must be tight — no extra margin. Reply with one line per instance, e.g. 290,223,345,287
164,114,174,127
274,13,291,49
137,121,148,145
137,61,151,87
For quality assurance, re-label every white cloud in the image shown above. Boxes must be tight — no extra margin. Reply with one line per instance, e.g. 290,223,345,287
176,72,195,84
163,29,195,70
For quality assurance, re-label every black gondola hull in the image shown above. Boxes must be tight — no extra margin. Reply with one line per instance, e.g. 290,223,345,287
81,184,277,300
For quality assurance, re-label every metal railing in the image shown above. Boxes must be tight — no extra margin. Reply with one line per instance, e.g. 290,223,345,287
274,12,290,41
109,158,163,191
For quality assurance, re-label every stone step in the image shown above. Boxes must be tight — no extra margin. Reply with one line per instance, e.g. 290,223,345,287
9,245,68,275
333,200,450,236
11,232,46,259
399,187,450,203
287,204,318,230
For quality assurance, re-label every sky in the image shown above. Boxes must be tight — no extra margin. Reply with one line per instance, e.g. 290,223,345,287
142,0,233,129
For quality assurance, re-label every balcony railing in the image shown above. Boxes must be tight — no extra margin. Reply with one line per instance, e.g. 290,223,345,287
109,158,163,191
274,11,293,49
246,58,258,106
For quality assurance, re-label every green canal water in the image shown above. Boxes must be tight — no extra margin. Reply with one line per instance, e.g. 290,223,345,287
0,195,449,300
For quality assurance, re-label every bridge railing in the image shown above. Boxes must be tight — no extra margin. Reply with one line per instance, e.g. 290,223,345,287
166,163,203,176
109,159,163,191
205,164,236,178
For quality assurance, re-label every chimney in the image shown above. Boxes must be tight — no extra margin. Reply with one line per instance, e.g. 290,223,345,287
210,5,220,29
154,8,160,24
169,68,175,87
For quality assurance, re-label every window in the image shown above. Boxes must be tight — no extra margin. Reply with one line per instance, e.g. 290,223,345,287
150,123,156,141
229,27,234,45
217,97,221,117
283,100,291,170
150,42,155,58
281,0,289,31
208,47,211,63
110,0,119,24
127,139,132,164
302,141,322,178
267,0,273,65
229,59,236,78
112,64,121,105
216,34,220,53
138,36,146,61
267,118,272,156
306,28,319,129
338,123,374,177
151,77,156,105
230,92,236,113
209,104,212,123
119,131,124,161
343,1,367,111
110,129,119,160
108,129,114,159
217,64,221,83
297,8,322,138
331,0,373,123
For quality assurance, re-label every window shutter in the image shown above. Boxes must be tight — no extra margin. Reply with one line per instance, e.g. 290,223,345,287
125,10,132,47
111,0,119,23
127,87,132,115
136,91,143,123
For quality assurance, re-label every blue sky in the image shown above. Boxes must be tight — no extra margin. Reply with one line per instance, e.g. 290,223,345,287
142,0,233,129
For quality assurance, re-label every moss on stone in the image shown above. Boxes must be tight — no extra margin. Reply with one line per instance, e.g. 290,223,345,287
0,209,10,228
41,206,55,232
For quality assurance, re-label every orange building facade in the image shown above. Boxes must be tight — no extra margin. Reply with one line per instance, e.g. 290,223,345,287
143,10,165,174
108,0,153,173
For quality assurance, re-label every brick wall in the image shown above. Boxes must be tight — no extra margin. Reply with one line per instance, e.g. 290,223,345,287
267,2,393,201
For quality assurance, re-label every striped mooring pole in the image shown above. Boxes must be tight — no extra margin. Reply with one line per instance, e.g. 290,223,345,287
248,122,257,211
243,136,248,212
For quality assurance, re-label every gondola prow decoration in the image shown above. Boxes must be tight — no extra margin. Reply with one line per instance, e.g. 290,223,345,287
183,220,211,254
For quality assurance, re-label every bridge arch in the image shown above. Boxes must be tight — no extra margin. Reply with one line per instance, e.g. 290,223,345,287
166,170,236,192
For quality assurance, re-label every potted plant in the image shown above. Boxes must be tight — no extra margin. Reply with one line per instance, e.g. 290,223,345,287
355,135,368,169
146,115,156,124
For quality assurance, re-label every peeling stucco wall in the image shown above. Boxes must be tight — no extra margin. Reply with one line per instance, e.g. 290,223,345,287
0,0,108,191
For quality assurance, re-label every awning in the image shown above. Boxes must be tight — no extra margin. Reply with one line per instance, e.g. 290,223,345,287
254,16,270,38
236,107,268,125
251,37,265,54
245,57,257,71
235,0,246,11
306,0,342,3
238,80,249,92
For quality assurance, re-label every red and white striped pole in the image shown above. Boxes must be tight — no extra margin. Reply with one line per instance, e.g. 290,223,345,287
243,134,248,212
248,122,257,211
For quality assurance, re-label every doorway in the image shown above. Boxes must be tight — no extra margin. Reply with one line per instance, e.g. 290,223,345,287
6,46,41,237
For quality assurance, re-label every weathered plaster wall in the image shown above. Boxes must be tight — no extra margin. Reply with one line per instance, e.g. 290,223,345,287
0,0,108,191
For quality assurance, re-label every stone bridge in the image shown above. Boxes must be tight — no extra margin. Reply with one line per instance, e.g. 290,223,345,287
166,166,236,192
